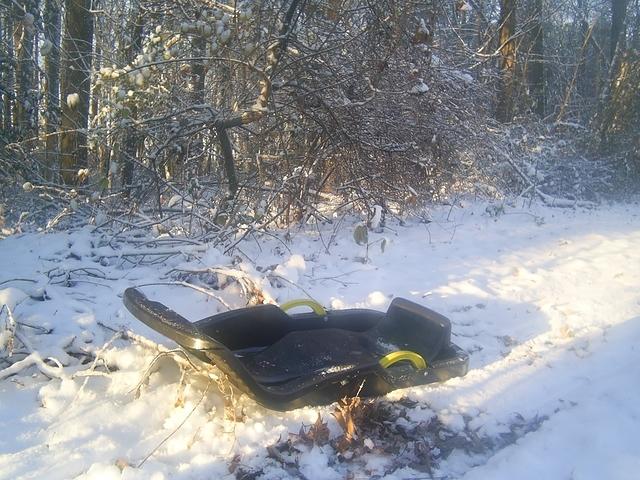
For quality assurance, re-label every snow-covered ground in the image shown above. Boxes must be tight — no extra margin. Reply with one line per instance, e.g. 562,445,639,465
1,201,639,480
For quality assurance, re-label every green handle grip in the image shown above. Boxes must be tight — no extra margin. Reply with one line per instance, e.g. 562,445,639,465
379,350,427,370
280,298,327,316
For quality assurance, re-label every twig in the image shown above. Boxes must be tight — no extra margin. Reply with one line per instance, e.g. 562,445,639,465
133,281,232,310
101,245,209,258
305,269,362,286
0,304,17,356
0,278,38,286
266,444,312,480
168,267,273,305
0,327,66,380
16,320,53,334
71,331,125,402
101,323,212,375
137,378,212,468
268,273,315,300
130,348,201,398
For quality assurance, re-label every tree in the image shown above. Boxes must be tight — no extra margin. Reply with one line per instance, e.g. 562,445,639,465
59,0,94,184
212,0,303,197
597,0,636,151
14,0,38,141
0,5,15,140
121,2,144,190
43,0,61,167
527,0,545,116
600,49,640,142
576,0,591,100
496,0,517,122
4,0,636,218
610,0,629,60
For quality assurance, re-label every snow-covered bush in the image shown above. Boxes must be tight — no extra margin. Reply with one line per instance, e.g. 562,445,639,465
86,1,505,229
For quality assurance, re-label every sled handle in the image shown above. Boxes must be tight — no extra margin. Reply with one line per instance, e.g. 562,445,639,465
379,350,427,370
280,298,327,316
123,287,218,351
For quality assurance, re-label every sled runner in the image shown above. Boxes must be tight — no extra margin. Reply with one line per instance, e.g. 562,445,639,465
123,288,469,411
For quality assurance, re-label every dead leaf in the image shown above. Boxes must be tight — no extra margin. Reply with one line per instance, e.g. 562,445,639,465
307,413,330,446
331,396,365,451
115,458,130,472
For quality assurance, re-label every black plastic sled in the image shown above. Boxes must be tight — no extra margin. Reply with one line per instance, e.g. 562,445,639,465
123,288,469,411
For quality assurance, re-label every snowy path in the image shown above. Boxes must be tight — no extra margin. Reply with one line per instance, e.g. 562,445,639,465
0,202,639,479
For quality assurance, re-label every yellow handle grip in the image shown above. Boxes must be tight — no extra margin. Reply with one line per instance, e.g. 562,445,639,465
379,351,427,370
280,298,327,316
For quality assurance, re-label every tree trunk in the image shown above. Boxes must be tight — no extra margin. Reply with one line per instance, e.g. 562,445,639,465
215,0,303,197
14,0,38,141
496,0,517,122
216,125,238,196
632,0,640,50
121,4,143,190
475,0,490,56
59,0,94,184
0,15,3,135
528,0,544,116
599,50,639,147
598,0,631,144
610,0,628,61
557,20,597,123
189,18,207,178
576,0,590,99
1,9,15,139
43,0,61,169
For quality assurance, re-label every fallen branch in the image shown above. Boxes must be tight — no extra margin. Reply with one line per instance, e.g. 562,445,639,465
0,304,17,356
0,278,38,287
168,267,273,305
0,328,66,380
497,148,597,208
133,281,232,310
0,305,66,379
0,351,64,380
130,348,200,398
71,331,125,401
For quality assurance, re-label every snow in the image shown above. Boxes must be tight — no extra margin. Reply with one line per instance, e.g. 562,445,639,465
1,201,639,479
274,254,307,284
298,446,341,480
366,291,388,307
66,93,80,108
370,204,383,230
410,79,429,94
0,287,28,310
